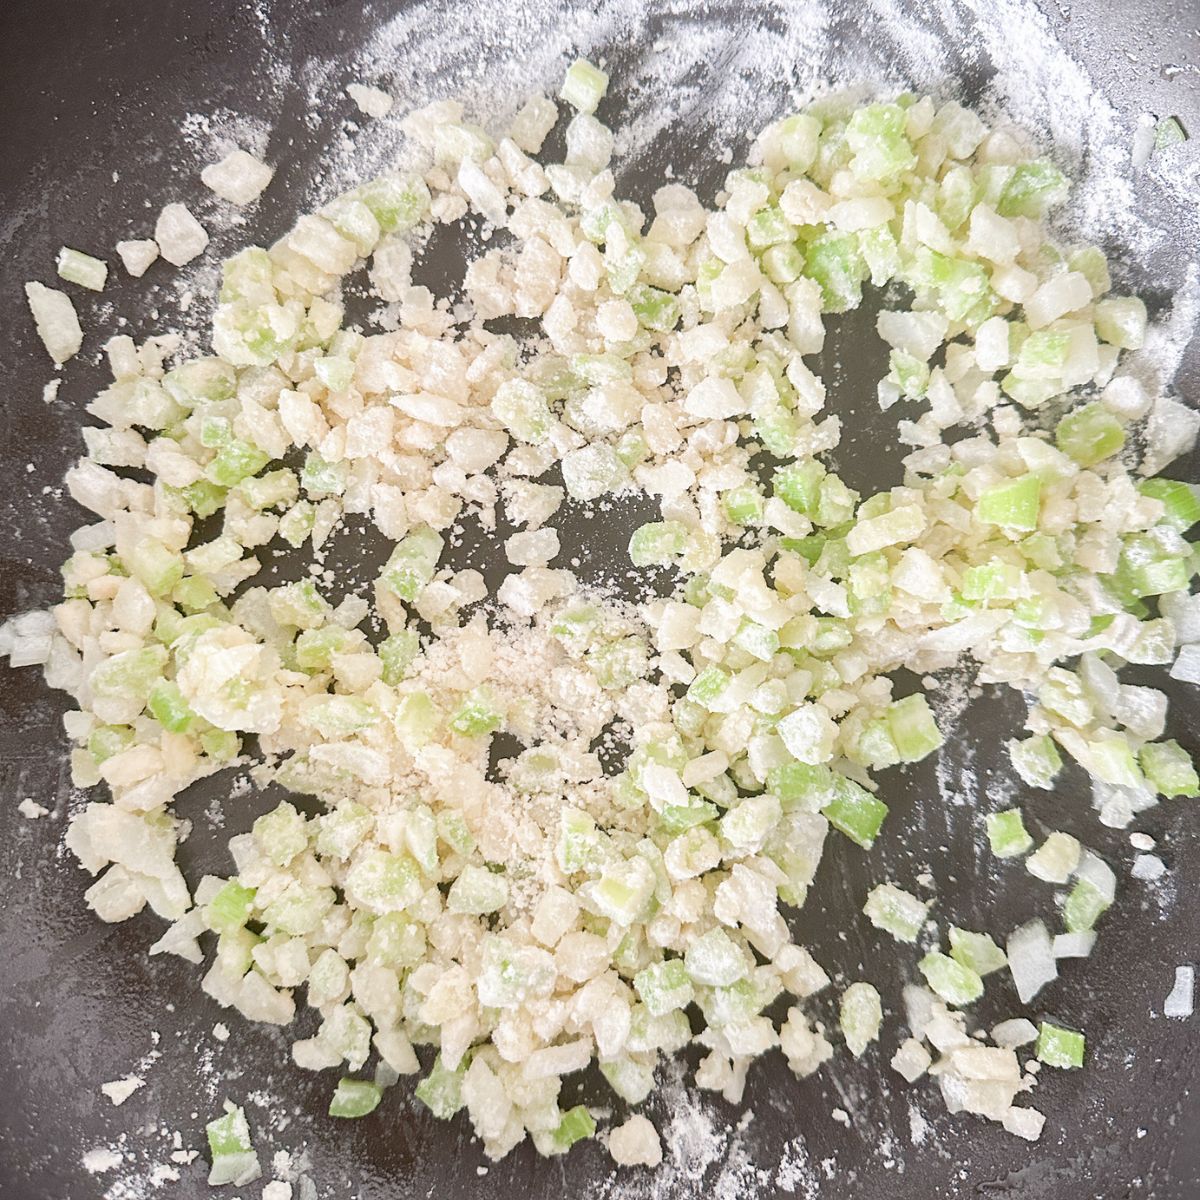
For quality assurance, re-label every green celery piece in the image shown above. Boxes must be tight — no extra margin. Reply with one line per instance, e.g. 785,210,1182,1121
887,694,944,762
1056,402,1125,467
997,160,1069,218
1036,1021,1085,1068
1063,879,1110,933
294,626,349,672
974,472,1041,530
1139,740,1200,798
358,173,431,233
687,665,731,710
414,1054,466,1118
774,461,826,515
919,951,984,1006
805,231,868,313
823,777,888,849
206,439,270,487
204,880,257,934
552,1105,596,1149
986,809,1033,858
449,686,504,736
723,484,764,524
147,679,194,732
633,958,694,1017
328,1078,382,1118
845,103,916,180
948,926,1007,976
863,882,928,943
628,521,686,567
301,452,349,497
1139,479,1200,532
380,525,444,601
379,629,421,685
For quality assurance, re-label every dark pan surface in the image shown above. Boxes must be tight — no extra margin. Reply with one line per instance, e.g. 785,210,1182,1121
1,2,1199,1197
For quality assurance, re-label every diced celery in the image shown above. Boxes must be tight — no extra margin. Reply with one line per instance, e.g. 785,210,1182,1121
1139,478,1200,533
805,232,868,313
449,686,504,736
301,452,349,497
629,283,681,332
126,538,185,597
919,951,984,1006
1139,740,1200,797
633,958,694,1017
447,864,508,914
90,644,169,702
491,379,553,443
845,103,916,181
628,521,686,567
1035,1021,1085,1068
997,160,1069,218
560,58,608,114
586,636,648,689
414,1054,466,1118
88,723,135,763
345,850,424,914
551,1105,596,1150
378,630,420,685
840,981,883,1057
823,778,888,849
1008,734,1063,789
175,479,228,519
887,694,943,762
961,560,1023,601
1063,879,1110,933
207,439,270,487
269,579,330,629
316,801,374,860
746,205,794,249
253,802,308,867
148,679,194,732
1155,115,1188,149
986,809,1033,858
206,1102,259,1187
380,526,444,601
974,472,1041,530
394,691,438,748
294,626,349,672
1094,296,1147,351
723,484,764,524
863,883,928,943
774,461,825,515
329,1078,382,1118
358,173,431,233
56,247,108,291
948,926,1007,976
201,728,240,761
204,881,257,934
768,761,837,810
173,575,219,614
687,665,731,710
1055,402,1125,467
557,806,602,873
301,695,380,738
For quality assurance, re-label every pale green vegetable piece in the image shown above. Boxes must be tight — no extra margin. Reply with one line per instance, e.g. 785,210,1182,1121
1035,1021,1085,1068
206,1101,260,1187
56,247,108,291
329,1078,383,1118
863,882,929,943
986,809,1033,858
560,59,609,114
840,981,883,1057
919,951,984,1006
447,864,509,914
634,958,694,1017
948,927,1007,976
25,281,83,363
